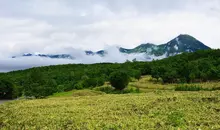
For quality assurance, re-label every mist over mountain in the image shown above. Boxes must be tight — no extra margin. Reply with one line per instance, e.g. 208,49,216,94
0,34,211,72
12,34,211,60
120,34,210,56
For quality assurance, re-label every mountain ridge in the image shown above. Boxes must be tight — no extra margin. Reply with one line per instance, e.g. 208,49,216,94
119,34,210,56
12,34,211,61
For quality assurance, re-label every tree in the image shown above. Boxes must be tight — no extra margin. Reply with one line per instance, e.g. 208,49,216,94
131,70,141,80
161,69,178,83
109,70,129,90
0,79,14,99
151,67,160,81
23,69,46,98
151,66,165,81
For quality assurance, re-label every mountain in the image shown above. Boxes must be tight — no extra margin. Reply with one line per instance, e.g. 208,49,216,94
85,50,106,56
12,34,211,61
119,34,210,56
12,53,74,59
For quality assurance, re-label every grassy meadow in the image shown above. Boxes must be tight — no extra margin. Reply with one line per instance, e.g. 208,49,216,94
1,76,220,130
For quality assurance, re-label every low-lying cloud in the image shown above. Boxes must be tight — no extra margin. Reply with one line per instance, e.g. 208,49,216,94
0,46,166,72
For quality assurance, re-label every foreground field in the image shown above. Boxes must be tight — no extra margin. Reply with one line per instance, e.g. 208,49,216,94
1,91,220,130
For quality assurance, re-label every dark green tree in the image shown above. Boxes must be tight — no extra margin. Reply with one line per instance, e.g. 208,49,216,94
109,70,129,90
23,69,46,98
0,79,14,99
131,70,141,80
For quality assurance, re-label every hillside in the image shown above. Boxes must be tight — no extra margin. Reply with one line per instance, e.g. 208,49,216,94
1,90,220,129
1,49,220,99
1,55,220,129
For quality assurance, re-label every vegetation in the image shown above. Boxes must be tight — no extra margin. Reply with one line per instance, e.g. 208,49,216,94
1,37,220,129
175,85,204,91
1,75,220,129
0,79,14,99
109,71,129,90
1,49,220,99
1,91,219,129
0,79,22,99
71,90,105,97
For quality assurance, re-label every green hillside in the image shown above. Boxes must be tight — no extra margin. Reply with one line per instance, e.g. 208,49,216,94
1,89,220,129
1,74,220,129
1,49,220,99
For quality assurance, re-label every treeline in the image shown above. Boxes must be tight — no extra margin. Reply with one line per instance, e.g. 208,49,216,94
150,49,220,83
1,49,220,99
0,63,142,99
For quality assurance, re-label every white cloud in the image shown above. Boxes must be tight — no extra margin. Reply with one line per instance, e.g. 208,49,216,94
0,46,163,72
26,0,74,16
0,0,220,71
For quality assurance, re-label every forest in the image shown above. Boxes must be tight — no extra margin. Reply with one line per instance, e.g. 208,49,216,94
1,49,220,99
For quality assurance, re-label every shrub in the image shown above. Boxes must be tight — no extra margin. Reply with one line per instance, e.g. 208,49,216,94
123,86,140,94
131,70,141,80
56,85,65,92
212,87,220,91
175,84,203,91
109,71,129,90
82,78,97,88
93,85,140,94
96,78,105,86
12,85,23,99
0,79,14,99
93,86,114,93
73,82,84,90
72,90,105,97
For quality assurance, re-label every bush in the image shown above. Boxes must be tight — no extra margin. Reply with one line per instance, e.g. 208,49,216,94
175,84,203,91
80,78,105,88
73,82,84,90
72,90,105,97
93,86,115,93
96,78,105,86
0,79,14,99
130,70,141,80
93,85,140,94
212,87,220,91
57,85,65,92
123,86,140,94
12,85,23,99
109,71,130,90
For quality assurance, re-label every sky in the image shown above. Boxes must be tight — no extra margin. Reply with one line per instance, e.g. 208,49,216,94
0,0,220,71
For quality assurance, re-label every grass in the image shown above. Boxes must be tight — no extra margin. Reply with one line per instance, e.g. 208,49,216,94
129,76,175,92
93,85,140,94
175,84,204,91
130,75,220,92
1,91,220,129
1,76,220,129
72,90,105,97
49,90,105,98
49,90,77,97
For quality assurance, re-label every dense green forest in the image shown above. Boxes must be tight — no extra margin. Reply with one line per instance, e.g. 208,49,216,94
1,49,220,99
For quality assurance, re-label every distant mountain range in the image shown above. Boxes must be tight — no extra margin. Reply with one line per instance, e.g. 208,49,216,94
12,34,211,61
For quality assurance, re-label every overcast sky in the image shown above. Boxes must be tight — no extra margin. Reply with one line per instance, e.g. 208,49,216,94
0,0,220,56
0,0,220,71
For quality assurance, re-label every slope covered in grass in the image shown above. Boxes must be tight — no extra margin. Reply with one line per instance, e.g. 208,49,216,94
1,91,220,129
